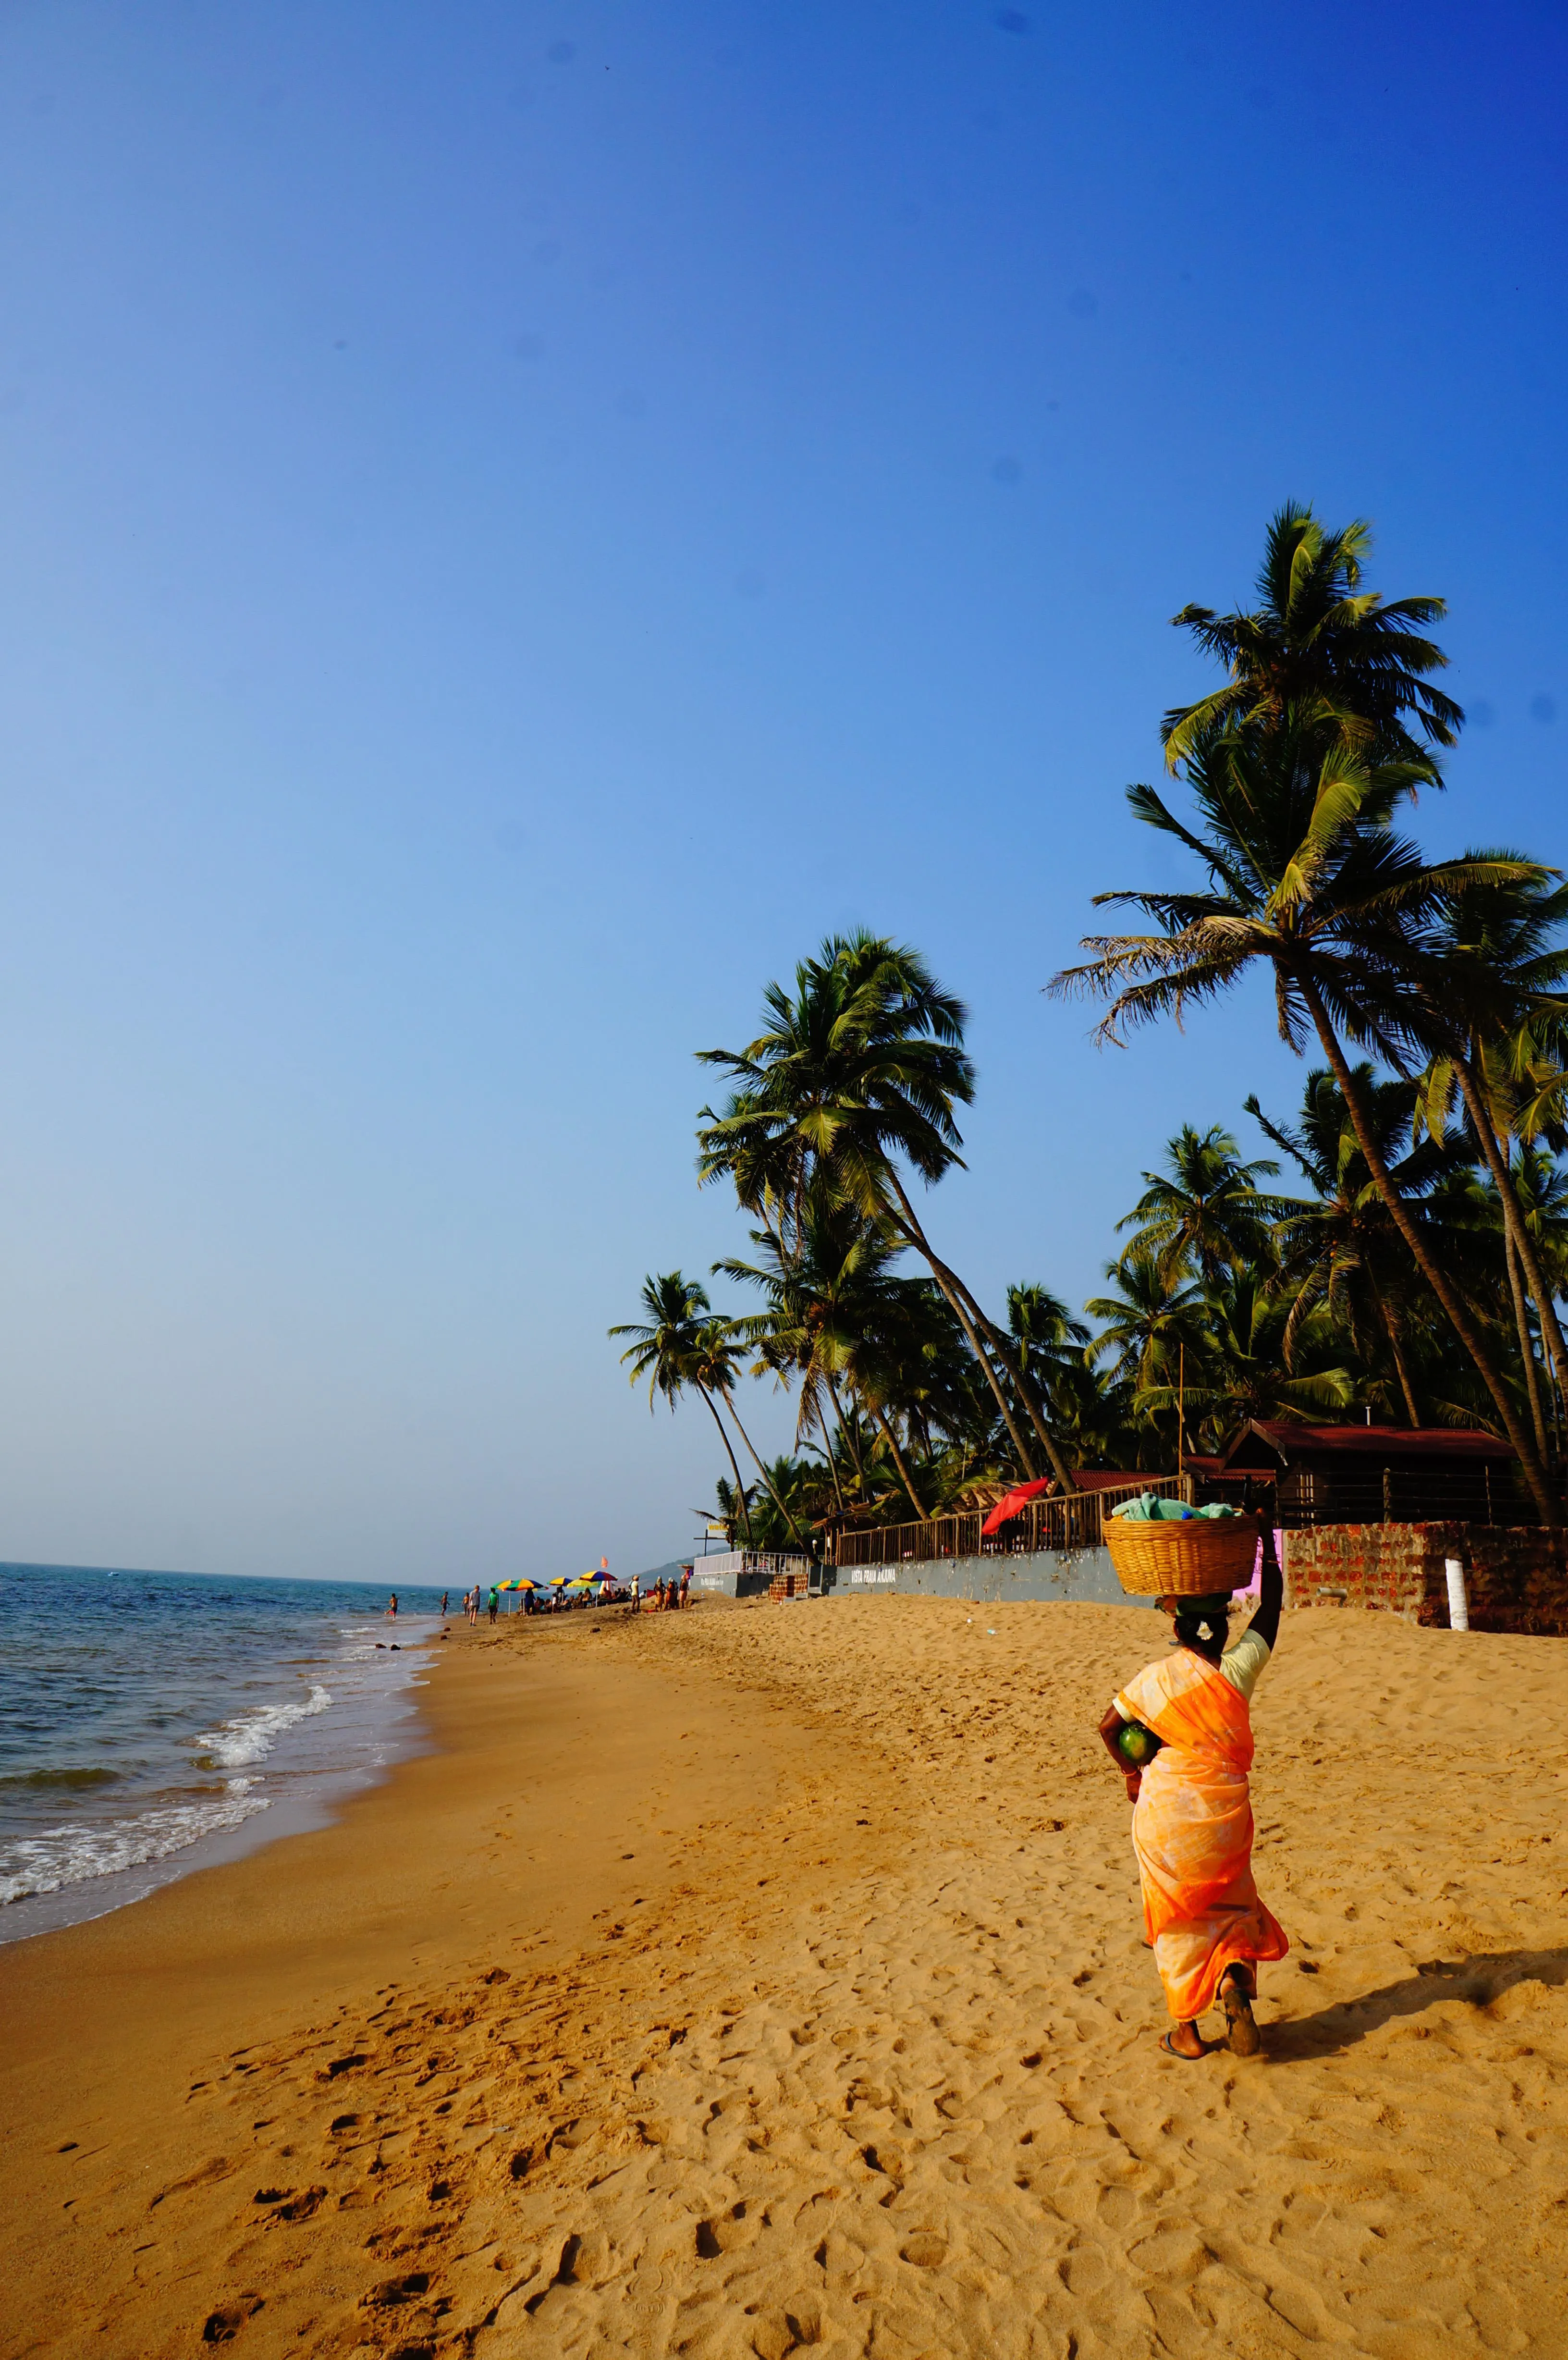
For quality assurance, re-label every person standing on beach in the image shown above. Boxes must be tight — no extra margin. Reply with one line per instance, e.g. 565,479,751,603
488,1586,499,1624
440,1590,449,1619
386,1593,398,1619
1097,1543,1287,2059
679,1565,692,1609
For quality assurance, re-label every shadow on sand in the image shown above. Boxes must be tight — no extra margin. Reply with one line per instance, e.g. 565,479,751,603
1264,1943,1568,2062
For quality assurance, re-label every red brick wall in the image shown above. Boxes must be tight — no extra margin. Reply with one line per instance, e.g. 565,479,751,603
1283,1522,1568,1635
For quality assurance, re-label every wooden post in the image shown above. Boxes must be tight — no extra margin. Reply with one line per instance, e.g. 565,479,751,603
1177,1344,1185,1480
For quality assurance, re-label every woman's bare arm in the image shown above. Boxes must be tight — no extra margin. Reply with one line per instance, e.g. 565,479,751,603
1097,1703,1142,1801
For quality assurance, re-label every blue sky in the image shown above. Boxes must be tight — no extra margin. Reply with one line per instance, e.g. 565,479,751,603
0,1,1563,1581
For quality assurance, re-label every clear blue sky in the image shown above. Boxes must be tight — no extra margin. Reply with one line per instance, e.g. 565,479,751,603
0,2,1563,1581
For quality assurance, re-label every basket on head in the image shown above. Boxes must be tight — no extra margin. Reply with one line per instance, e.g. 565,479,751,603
1102,1512,1261,1597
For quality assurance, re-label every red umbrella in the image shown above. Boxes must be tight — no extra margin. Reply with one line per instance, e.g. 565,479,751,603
980,1476,1056,1537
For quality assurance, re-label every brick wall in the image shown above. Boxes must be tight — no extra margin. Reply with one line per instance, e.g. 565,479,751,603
1284,1522,1568,1635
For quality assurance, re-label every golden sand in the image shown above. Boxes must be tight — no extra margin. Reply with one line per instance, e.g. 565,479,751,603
3,1597,1567,2359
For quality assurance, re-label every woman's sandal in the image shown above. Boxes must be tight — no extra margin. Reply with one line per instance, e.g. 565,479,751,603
1158,2029,1207,2061
1221,1969,1262,2057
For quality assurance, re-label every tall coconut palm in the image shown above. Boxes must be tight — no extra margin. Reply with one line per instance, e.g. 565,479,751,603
1162,504,1462,780
1117,1123,1288,1285
609,1272,757,1545
1048,705,1560,1521
698,931,1074,1486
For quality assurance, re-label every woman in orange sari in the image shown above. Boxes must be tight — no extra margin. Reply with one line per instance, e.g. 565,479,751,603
1097,1545,1287,2059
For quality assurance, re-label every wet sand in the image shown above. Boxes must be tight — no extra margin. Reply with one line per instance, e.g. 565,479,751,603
2,1598,1567,2359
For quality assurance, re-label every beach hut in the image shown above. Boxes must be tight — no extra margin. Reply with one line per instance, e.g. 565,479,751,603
1215,1421,1519,1528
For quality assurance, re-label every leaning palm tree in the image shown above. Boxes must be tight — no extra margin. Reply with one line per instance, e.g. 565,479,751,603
698,932,1074,1487
1049,705,1560,1522
1117,1122,1287,1285
1162,503,1462,780
610,1272,755,1543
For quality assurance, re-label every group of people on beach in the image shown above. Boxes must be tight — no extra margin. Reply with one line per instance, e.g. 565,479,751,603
644,1568,692,1612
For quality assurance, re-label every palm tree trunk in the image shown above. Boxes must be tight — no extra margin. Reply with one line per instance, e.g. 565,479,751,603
1504,1215,1550,1463
943,1265,1077,1486
869,1402,927,1520
1296,974,1560,1524
825,1374,867,1488
879,1200,1040,1476
810,1389,848,1516
879,1175,1066,1485
1454,1054,1568,1399
1366,1274,1421,1426
699,1387,754,1545
721,1391,814,1555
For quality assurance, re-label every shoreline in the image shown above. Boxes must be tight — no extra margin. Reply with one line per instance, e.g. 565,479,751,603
0,1580,446,1945
5,1598,1567,2358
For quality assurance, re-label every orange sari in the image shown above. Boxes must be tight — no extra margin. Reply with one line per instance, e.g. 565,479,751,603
1114,1646,1288,2022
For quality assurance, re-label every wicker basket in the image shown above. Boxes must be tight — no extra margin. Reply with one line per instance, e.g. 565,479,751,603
1102,1512,1261,1597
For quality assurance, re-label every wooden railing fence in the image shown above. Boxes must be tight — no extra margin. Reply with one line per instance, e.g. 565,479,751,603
830,1475,1193,1568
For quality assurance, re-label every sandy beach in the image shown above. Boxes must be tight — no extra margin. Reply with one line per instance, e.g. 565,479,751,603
3,1596,1568,2360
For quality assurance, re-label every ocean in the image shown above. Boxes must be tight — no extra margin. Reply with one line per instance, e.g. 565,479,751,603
0,1561,450,1944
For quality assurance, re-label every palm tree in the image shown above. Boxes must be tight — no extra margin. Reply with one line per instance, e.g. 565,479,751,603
1403,864,1568,1420
610,1272,756,1544
719,1205,935,1521
1246,1066,1469,1427
1086,1253,1207,1389
1162,504,1462,781
698,931,1074,1486
1138,1270,1353,1448
703,1474,754,1547
1048,701,1560,1522
1116,1123,1287,1284
686,1317,814,1552
1084,1252,1207,1462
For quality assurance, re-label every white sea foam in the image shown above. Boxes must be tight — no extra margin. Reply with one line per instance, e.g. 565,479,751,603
196,1683,333,1769
0,1778,269,1905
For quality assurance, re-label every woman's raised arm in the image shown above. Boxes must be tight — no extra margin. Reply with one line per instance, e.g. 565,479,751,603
1245,1536,1284,1652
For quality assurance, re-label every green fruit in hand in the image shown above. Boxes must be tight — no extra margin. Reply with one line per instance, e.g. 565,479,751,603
1116,1720,1161,1767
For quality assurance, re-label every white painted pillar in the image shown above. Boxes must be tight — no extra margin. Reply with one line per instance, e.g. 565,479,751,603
1444,1556,1470,1632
